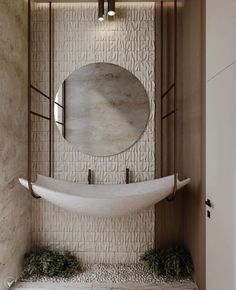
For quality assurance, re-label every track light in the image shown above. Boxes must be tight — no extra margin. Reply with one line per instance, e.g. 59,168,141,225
98,0,104,21
108,0,115,16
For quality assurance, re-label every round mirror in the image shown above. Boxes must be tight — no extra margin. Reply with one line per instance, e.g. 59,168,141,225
54,63,150,156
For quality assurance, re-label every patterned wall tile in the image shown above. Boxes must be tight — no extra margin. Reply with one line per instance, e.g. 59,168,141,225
31,2,156,264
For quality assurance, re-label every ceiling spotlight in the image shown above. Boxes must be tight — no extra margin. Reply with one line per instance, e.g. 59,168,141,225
108,0,115,16
98,0,104,21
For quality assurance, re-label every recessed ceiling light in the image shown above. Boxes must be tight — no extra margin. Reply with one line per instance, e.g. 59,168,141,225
108,0,115,17
98,0,104,21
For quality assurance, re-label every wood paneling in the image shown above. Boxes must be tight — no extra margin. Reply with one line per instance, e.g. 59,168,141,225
155,0,184,248
181,1,205,289
155,1,205,289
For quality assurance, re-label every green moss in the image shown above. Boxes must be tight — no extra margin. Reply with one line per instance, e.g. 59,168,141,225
140,246,194,277
23,247,81,278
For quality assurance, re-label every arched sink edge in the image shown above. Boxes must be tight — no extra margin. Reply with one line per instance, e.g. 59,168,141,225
19,174,190,217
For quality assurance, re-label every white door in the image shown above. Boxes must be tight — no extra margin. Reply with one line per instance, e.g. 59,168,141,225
206,1,236,290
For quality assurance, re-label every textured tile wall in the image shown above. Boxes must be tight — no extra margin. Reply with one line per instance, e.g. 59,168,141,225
31,2,156,264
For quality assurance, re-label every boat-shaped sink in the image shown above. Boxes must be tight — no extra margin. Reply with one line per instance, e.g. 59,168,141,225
19,174,190,217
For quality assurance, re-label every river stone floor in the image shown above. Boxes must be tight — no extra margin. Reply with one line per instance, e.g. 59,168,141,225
14,264,198,290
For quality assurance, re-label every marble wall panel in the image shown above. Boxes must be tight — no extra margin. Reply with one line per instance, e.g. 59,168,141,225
0,1,30,289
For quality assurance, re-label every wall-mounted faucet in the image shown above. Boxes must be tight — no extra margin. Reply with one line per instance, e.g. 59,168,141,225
126,168,130,184
88,169,93,184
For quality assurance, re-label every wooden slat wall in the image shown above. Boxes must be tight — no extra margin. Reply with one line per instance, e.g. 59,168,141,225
155,0,184,248
155,1,206,289
181,0,205,289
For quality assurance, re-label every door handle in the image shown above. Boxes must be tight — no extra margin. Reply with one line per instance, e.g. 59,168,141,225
205,199,213,208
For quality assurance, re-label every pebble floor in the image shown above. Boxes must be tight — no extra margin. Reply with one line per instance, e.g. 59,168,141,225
13,264,198,290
